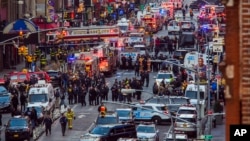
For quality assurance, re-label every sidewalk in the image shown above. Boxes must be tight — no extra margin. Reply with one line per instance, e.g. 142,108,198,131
211,119,225,141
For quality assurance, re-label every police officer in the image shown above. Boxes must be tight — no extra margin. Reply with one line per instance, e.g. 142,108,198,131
50,49,56,62
35,47,41,60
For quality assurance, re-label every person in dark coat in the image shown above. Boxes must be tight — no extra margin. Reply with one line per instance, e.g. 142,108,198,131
79,85,87,106
20,94,27,112
43,115,53,136
88,86,96,105
67,85,74,105
59,113,67,136
30,107,38,129
12,94,19,111
145,71,150,87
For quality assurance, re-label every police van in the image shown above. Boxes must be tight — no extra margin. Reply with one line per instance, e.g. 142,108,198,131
27,80,56,118
183,51,208,69
184,83,207,106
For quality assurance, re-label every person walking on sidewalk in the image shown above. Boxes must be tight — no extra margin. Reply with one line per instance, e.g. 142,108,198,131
43,114,53,136
59,113,67,136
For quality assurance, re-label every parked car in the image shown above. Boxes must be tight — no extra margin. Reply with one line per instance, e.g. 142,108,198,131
0,86,12,113
136,123,160,141
5,116,33,141
95,111,119,125
116,108,134,123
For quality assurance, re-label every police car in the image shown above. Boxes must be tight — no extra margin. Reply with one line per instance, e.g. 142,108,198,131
136,122,159,141
132,103,171,125
174,114,197,137
154,71,174,86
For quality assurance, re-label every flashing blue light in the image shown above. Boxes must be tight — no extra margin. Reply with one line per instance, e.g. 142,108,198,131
119,9,124,16
159,8,165,14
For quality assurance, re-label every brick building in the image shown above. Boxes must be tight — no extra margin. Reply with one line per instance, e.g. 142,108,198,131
223,0,250,141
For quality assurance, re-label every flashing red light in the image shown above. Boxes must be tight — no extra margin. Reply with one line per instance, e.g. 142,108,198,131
71,11,74,19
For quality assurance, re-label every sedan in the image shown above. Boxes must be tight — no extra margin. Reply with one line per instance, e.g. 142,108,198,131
136,123,159,141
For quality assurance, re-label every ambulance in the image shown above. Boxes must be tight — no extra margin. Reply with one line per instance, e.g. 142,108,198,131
183,51,208,69
184,83,208,106
28,80,56,118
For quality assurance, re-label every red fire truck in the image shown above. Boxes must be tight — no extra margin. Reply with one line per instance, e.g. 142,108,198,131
141,12,163,33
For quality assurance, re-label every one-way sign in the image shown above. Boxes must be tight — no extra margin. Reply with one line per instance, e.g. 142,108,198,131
213,43,223,52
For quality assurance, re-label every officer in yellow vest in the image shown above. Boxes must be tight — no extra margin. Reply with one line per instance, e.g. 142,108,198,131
34,47,41,60
50,49,56,62
66,108,75,129
27,54,33,69
40,55,47,69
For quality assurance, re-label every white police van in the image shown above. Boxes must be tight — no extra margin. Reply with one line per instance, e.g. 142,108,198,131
132,103,171,125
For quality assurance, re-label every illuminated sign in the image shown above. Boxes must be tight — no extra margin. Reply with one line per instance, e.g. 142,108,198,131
71,28,119,35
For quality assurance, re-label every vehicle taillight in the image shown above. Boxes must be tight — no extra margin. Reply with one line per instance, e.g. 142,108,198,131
164,110,169,114
139,100,145,104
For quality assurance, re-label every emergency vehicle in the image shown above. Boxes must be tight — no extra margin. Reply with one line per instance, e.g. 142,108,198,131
75,52,100,77
167,0,183,10
92,44,118,75
127,32,145,46
46,25,121,48
183,52,208,69
141,12,163,33
27,80,56,119
184,83,208,105
119,47,140,66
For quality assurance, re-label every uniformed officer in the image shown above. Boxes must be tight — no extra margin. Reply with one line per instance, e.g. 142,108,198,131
34,47,41,60
50,49,56,62
66,108,75,129
40,55,47,69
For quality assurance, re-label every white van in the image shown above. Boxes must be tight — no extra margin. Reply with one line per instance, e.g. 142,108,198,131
184,83,207,105
28,80,56,116
183,51,208,69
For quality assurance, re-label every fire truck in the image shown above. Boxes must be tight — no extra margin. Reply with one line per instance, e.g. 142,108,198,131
141,11,163,33
46,25,121,48
75,52,99,77
92,44,118,75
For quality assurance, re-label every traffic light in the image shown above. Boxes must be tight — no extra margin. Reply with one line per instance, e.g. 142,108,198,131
23,47,28,55
19,30,24,39
18,46,24,55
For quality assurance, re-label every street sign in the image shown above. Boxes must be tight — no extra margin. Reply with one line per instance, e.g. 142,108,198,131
204,135,213,139
212,43,223,52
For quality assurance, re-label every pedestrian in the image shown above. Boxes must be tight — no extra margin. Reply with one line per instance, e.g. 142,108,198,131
79,85,87,106
95,87,100,105
30,107,38,129
43,114,53,136
145,71,150,87
134,61,140,77
67,85,74,105
60,89,66,107
59,113,67,136
111,83,118,101
11,94,19,111
20,93,26,112
88,86,95,105
55,89,60,108
73,84,79,104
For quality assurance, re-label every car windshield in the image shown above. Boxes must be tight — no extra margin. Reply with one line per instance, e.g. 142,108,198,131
119,26,128,31
117,110,131,117
9,119,27,126
157,74,173,79
146,98,170,104
170,98,189,104
185,91,205,99
47,72,58,77
29,94,48,103
176,118,196,123
137,126,155,133
178,110,196,115
90,126,110,135
0,86,7,93
96,116,118,124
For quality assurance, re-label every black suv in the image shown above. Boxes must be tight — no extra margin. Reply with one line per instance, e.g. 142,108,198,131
5,117,32,141
80,124,137,141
